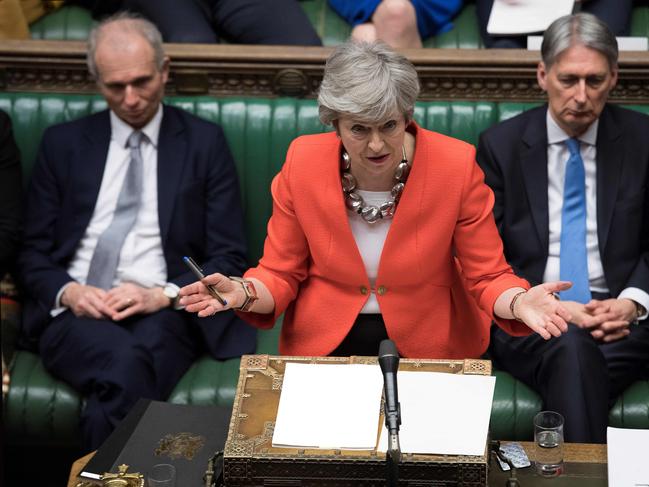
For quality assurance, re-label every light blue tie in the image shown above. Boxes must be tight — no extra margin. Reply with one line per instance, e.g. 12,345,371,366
86,131,144,290
559,138,591,303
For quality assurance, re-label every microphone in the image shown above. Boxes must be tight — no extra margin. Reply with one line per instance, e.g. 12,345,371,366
379,339,401,465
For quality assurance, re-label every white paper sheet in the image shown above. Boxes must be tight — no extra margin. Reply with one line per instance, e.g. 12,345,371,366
527,35,649,51
272,363,384,449
378,371,496,456
607,427,649,487
487,0,575,35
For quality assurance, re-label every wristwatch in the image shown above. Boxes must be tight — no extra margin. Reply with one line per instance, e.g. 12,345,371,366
163,283,182,309
229,277,258,312
632,301,647,324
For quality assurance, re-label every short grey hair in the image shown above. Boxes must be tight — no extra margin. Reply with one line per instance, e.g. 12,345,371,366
87,12,165,79
541,13,618,70
318,41,420,125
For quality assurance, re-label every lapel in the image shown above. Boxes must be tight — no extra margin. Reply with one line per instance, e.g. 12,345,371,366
520,108,550,250
383,123,422,245
74,111,111,239
156,105,187,244
377,123,425,281
595,105,623,253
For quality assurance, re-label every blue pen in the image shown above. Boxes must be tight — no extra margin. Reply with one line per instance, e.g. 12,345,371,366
183,256,227,306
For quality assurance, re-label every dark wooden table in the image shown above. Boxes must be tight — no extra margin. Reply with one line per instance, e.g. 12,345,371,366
490,441,607,487
68,441,607,486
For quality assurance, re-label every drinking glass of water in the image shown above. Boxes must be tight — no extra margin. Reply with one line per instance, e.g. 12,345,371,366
533,411,564,477
148,463,176,487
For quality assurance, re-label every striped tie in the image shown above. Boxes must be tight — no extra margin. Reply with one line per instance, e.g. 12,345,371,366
86,131,144,290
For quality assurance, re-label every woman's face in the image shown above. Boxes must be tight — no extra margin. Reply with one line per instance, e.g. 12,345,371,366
335,113,407,189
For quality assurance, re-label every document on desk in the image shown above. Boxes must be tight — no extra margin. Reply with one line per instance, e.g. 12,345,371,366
378,371,496,456
487,0,575,35
607,426,649,487
272,362,384,449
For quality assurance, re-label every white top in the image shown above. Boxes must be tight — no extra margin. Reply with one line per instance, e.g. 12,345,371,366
348,189,392,314
543,110,649,317
53,106,168,313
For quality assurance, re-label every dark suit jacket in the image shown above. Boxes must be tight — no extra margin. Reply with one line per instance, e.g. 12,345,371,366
18,104,256,358
476,104,649,299
0,110,23,277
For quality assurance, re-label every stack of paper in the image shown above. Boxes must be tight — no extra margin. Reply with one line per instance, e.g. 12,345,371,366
487,0,575,35
377,371,495,456
272,363,384,449
272,363,496,456
607,427,649,486
527,35,649,51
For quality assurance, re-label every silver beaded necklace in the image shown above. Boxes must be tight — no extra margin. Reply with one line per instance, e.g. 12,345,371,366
341,146,410,224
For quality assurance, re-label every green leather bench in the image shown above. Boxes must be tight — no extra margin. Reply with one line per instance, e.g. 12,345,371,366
28,0,649,47
2,93,648,448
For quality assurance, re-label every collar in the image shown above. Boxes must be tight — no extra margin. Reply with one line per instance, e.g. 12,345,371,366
110,104,163,148
546,109,598,146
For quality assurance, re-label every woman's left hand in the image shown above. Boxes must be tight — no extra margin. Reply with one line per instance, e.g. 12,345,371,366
515,282,573,340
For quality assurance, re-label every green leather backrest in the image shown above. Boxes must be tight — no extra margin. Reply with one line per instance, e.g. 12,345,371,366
29,5,96,40
428,3,483,49
300,0,351,47
631,3,649,40
3,93,649,265
30,1,649,47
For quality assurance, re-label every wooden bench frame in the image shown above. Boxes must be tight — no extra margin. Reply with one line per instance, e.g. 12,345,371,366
1,40,649,103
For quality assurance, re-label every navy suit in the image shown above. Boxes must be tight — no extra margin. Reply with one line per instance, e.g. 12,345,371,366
477,104,649,443
18,105,256,448
0,110,22,278
122,0,322,45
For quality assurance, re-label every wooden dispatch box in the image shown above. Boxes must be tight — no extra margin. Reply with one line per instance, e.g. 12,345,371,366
223,355,492,487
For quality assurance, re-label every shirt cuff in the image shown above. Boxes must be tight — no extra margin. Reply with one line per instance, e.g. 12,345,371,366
50,281,76,317
618,287,649,322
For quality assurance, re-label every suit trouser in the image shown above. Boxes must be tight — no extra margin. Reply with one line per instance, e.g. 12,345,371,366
475,0,634,49
39,308,200,450
489,319,649,443
123,0,322,45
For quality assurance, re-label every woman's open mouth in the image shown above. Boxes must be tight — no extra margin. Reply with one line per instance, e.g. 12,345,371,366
366,154,390,164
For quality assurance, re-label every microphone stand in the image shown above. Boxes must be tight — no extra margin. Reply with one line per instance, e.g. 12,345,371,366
386,433,401,487
379,339,402,487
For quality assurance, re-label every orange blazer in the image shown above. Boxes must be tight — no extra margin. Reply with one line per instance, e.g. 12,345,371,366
242,124,530,358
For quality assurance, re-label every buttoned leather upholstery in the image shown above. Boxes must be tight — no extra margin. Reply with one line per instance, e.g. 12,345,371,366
2,93,648,446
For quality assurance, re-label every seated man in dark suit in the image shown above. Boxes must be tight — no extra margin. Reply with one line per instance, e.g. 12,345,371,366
121,0,322,45
1,109,23,397
0,109,22,285
18,12,255,449
477,13,649,443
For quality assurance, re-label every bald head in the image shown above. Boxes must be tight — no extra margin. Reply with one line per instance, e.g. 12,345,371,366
87,13,165,79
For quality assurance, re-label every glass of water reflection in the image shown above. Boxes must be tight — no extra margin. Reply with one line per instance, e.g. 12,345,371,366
148,463,176,487
533,411,564,477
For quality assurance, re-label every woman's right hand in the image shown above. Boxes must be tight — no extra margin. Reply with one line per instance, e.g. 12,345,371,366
179,273,246,317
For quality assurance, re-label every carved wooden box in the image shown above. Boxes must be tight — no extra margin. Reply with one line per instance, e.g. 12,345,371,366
224,355,491,487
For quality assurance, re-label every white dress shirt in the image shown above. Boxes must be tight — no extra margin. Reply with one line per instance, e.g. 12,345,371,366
53,106,169,313
543,110,649,318
348,190,392,314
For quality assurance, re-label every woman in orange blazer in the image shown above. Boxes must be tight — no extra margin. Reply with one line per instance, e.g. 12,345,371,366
180,41,573,359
